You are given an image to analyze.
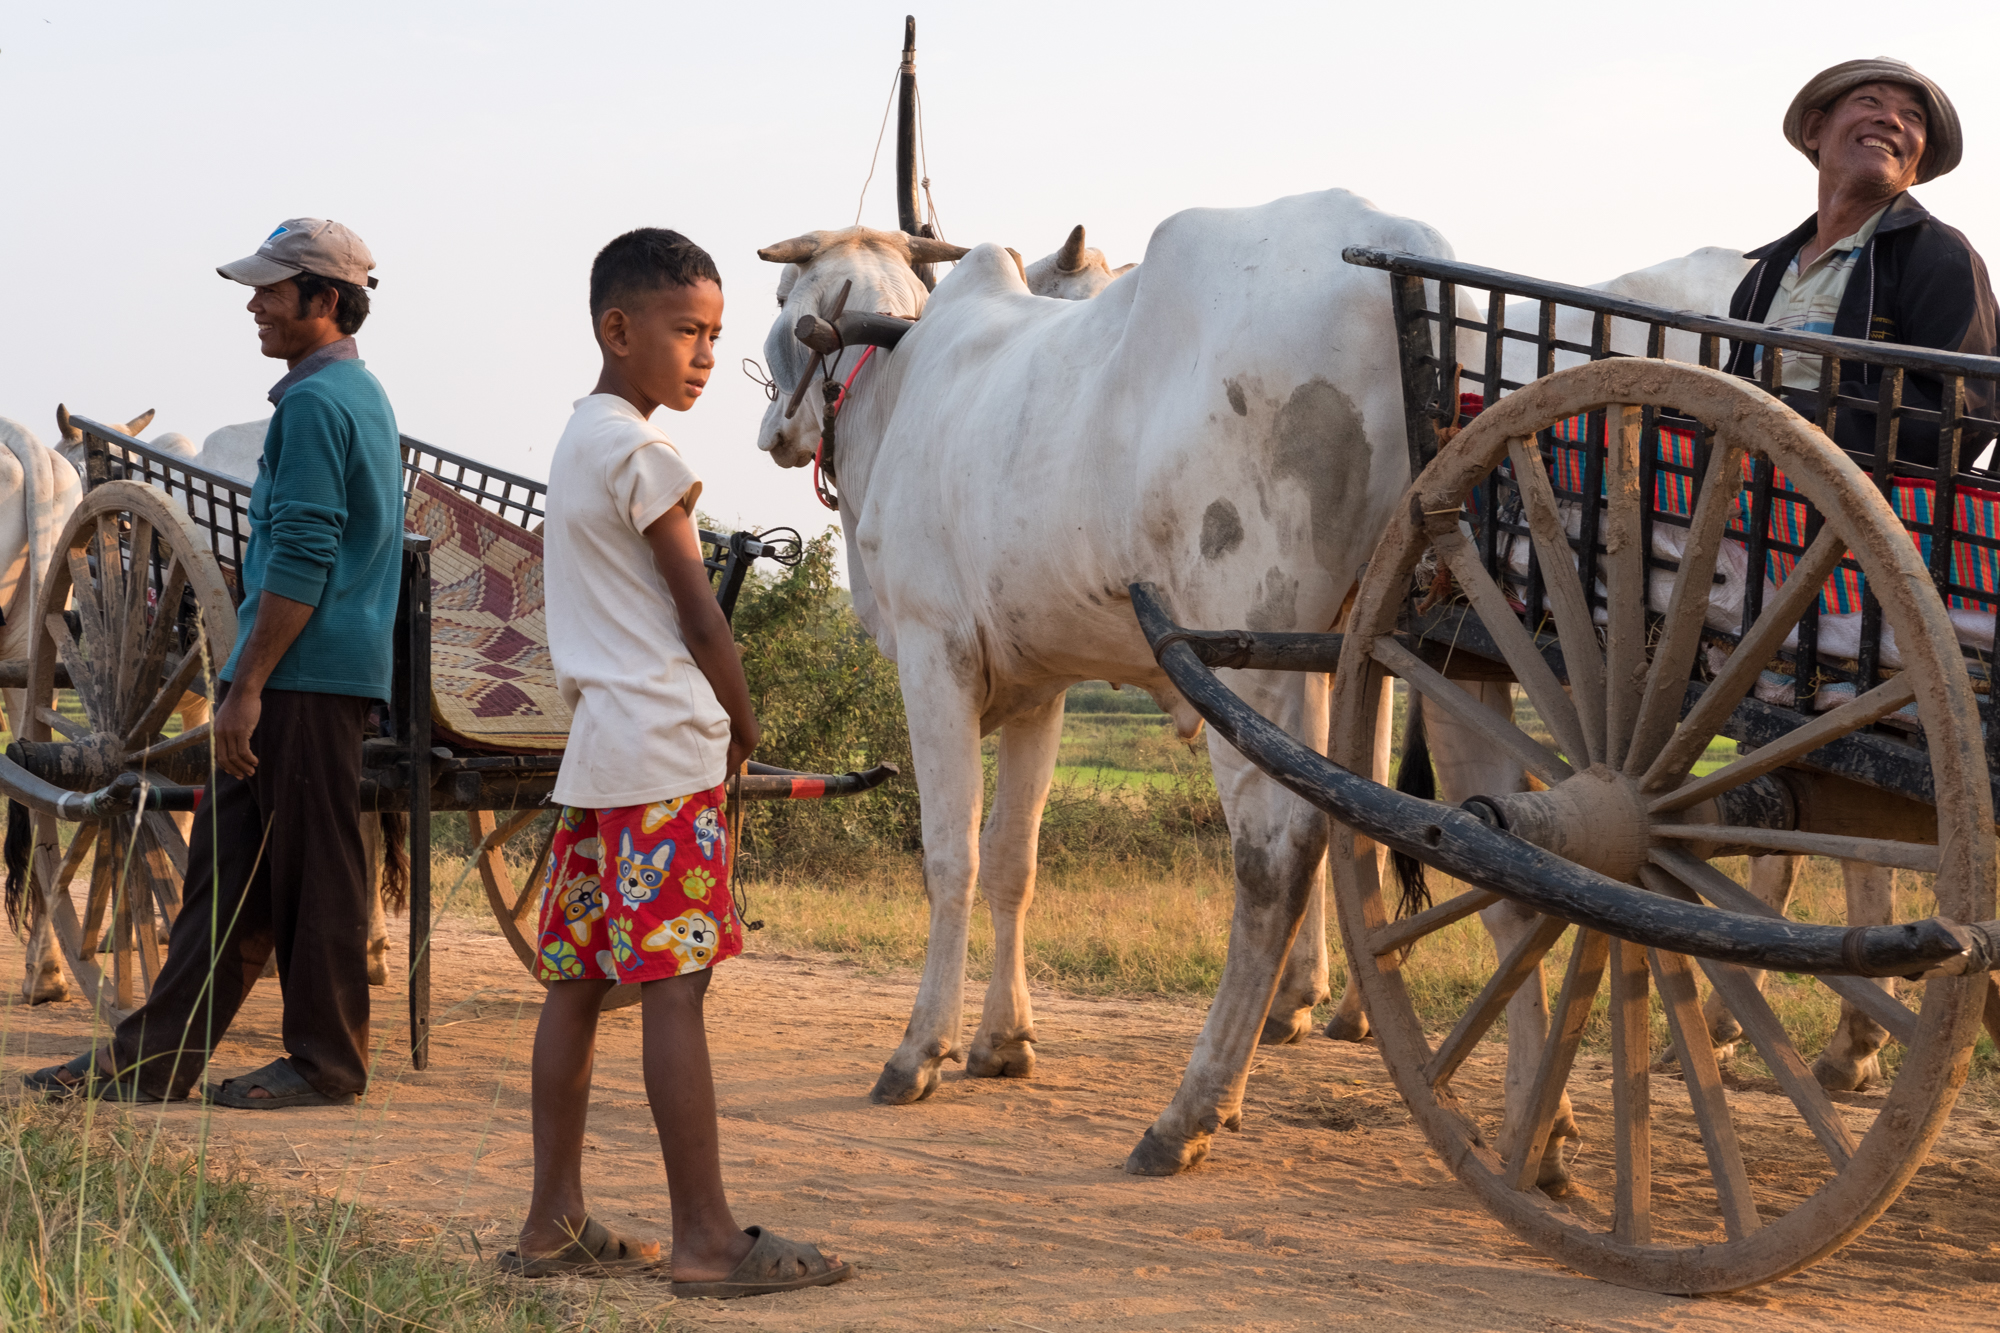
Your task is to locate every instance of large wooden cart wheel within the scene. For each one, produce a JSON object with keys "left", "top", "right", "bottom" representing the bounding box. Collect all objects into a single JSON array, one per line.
[
  {"left": 25, "top": 481, "right": 237, "bottom": 1022},
  {"left": 469, "top": 810, "right": 642, "bottom": 1011},
  {"left": 1331, "top": 359, "right": 1995, "bottom": 1292}
]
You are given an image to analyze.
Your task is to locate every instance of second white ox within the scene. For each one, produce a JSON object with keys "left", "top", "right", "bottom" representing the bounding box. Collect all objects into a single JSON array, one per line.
[{"left": 753, "top": 189, "right": 1437, "bottom": 1174}]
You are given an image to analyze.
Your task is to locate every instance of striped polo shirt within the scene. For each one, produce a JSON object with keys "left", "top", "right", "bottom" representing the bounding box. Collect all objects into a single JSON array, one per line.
[{"left": 1757, "top": 203, "right": 1890, "bottom": 391}]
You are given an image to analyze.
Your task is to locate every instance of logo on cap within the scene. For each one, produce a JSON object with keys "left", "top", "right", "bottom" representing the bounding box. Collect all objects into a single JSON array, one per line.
[{"left": 265, "top": 224, "right": 290, "bottom": 244}]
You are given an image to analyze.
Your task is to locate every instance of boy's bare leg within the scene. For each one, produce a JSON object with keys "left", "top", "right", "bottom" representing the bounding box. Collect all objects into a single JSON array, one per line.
[
  {"left": 520, "top": 978, "right": 663, "bottom": 1260},
  {"left": 641, "top": 970, "right": 759, "bottom": 1281}
]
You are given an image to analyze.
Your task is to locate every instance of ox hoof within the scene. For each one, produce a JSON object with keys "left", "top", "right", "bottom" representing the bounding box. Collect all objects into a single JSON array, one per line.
[
  {"left": 1259, "top": 1007, "right": 1314, "bottom": 1046},
  {"left": 967, "top": 1036, "right": 1036, "bottom": 1079},
  {"left": 366, "top": 953, "right": 389, "bottom": 988},
  {"left": 1322, "top": 1008, "right": 1370, "bottom": 1043},
  {"left": 21, "top": 978, "right": 69, "bottom": 1006},
  {"left": 1812, "top": 1050, "right": 1880, "bottom": 1093},
  {"left": 1706, "top": 1013, "right": 1744, "bottom": 1050},
  {"left": 1124, "top": 1126, "right": 1209, "bottom": 1176},
  {"left": 869, "top": 1058, "right": 942, "bottom": 1105}
]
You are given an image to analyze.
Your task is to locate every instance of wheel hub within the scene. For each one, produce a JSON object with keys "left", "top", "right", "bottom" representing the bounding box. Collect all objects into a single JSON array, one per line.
[{"left": 1469, "top": 765, "right": 1653, "bottom": 883}]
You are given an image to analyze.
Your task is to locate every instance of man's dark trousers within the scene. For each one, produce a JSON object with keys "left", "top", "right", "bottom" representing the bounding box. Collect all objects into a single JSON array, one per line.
[{"left": 115, "top": 687, "right": 373, "bottom": 1100}]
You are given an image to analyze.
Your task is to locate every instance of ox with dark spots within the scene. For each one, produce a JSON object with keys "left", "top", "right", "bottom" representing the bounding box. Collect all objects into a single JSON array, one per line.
[{"left": 752, "top": 189, "right": 1449, "bottom": 1175}]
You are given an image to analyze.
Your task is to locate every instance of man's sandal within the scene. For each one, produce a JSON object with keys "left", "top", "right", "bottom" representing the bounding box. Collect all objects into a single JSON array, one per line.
[
  {"left": 206, "top": 1058, "right": 357, "bottom": 1109},
  {"left": 22, "top": 1052, "right": 174, "bottom": 1103},
  {"left": 496, "top": 1217, "right": 660, "bottom": 1278},
  {"left": 667, "top": 1226, "right": 853, "bottom": 1299}
]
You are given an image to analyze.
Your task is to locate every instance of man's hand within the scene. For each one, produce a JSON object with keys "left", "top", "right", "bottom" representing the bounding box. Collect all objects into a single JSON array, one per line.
[
  {"left": 212, "top": 589, "right": 315, "bottom": 783},
  {"left": 213, "top": 688, "right": 263, "bottom": 780}
]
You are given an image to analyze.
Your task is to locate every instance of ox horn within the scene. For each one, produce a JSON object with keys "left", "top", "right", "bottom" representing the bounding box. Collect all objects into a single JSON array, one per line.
[
  {"left": 758, "top": 234, "right": 822, "bottom": 264},
  {"left": 907, "top": 236, "right": 971, "bottom": 264},
  {"left": 54, "top": 403, "right": 80, "bottom": 444},
  {"left": 1055, "top": 224, "right": 1088, "bottom": 274},
  {"left": 125, "top": 409, "right": 156, "bottom": 437}
]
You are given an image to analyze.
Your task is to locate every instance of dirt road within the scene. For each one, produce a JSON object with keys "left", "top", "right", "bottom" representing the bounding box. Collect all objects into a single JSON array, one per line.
[{"left": 5, "top": 913, "right": 1999, "bottom": 1331}]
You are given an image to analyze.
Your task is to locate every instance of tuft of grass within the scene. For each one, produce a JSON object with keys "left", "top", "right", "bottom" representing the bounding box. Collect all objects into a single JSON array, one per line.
[{"left": 0, "top": 1096, "right": 655, "bottom": 1332}]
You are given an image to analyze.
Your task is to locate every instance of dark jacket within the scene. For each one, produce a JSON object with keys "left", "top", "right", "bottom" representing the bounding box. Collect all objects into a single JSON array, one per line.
[{"left": 1724, "top": 192, "right": 1998, "bottom": 468}]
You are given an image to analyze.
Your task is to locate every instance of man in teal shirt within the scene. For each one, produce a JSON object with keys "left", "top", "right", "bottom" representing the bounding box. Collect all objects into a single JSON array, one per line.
[{"left": 28, "top": 218, "right": 405, "bottom": 1106}]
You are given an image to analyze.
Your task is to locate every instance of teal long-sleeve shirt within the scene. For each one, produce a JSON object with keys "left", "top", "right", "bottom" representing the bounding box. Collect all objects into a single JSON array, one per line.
[{"left": 221, "top": 358, "right": 403, "bottom": 698}]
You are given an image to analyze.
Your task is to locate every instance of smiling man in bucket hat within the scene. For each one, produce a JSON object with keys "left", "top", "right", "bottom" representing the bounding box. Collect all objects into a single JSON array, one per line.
[
  {"left": 25, "top": 218, "right": 406, "bottom": 1108},
  {"left": 1725, "top": 58, "right": 1997, "bottom": 467}
]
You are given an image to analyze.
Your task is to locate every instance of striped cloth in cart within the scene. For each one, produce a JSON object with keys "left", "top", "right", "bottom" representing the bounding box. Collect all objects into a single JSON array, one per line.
[{"left": 1532, "top": 409, "right": 2000, "bottom": 613}]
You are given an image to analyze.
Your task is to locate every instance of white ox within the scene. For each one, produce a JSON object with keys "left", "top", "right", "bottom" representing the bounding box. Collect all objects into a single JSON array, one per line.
[
  {"left": 1323, "top": 245, "right": 1908, "bottom": 1101},
  {"left": 753, "top": 190, "right": 1434, "bottom": 1174}
]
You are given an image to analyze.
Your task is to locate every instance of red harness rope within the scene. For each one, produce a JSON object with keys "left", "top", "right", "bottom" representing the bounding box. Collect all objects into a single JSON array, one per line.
[{"left": 813, "top": 344, "right": 876, "bottom": 511}]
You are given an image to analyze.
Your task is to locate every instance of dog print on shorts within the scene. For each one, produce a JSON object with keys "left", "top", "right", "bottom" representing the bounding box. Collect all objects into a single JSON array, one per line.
[{"left": 534, "top": 782, "right": 740, "bottom": 983}]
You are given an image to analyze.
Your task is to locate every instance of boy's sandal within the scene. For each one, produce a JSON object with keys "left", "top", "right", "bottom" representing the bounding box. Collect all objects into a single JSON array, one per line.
[
  {"left": 22, "top": 1052, "right": 174, "bottom": 1103},
  {"left": 667, "top": 1226, "right": 854, "bottom": 1300},
  {"left": 497, "top": 1217, "right": 660, "bottom": 1278},
  {"left": 206, "top": 1058, "right": 357, "bottom": 1109}
]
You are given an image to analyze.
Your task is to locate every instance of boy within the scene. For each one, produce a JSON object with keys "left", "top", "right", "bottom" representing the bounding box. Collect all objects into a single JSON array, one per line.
[{"left": 502, "top": 229, "right": 850, "bottom": 1298}]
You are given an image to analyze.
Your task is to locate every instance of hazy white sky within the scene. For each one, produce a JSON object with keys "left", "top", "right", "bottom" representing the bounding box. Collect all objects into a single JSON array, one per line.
[{"left": 4, "top": 1, "right": 1995, "bottom": 561}]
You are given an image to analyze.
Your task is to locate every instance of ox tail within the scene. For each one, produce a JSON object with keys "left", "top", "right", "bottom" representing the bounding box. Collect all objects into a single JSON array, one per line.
[
  {"left": 3, "top": 800, "right": 27, "bottom": 935},
  {"left": 379, "top": 812, "right": 410, "bottom": 914},
  {"left": 1392, "top": 692, "right": 1434, "bottom": 920}
]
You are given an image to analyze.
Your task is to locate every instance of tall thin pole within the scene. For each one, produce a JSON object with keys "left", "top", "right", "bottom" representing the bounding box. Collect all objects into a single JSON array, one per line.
[
  {"left": 896, "top": 15, "right": 934, "bottom": 289},
  {"left": 896, "top": 16, "right": 920, "bottom": 236}
]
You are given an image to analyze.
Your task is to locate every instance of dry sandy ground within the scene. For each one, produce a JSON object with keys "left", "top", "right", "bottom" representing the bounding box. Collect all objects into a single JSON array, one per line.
[{"left": 5, "top": 914, "right": 2000, "bottom": 1332}]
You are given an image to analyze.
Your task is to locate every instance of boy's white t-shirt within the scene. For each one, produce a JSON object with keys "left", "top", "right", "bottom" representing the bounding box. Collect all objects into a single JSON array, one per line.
[{"left": 545, "top": 393, "right": 730, "bottom": 808}]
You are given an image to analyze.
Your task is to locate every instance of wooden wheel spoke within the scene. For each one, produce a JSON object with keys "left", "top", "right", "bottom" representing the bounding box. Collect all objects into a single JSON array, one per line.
[
  {"left": 1608, "top": 936, "right": 1652, "bottom": 1244},
  {"left": 1506, "top": 435, "right": 1605, "bottom": 763},
  {"left": 1373, "top": 637, "right": 1572, "bottom": 788},
  {"left": 1650, "top": 824, "right": 1939, "bottom": 872},
  {"left": 78, "top": 827, "right": 112, "bottom": 962},
  {"left": 65, "top": 549, "right": 102, "bottom": 641},
  {"left": 36, "top": 705, "right": 87, "bottom": 740},
  {"left": 1648, "top": 946, "right": 1761, "bottom": 1240},
  {"left": 1641, "top": 525, "right": 1848, "bottom": 792},
  {"left": 1433, "top": 528, "right": 1592, "bottom": 767},
  {"left": 1649, "top": 846, "right": 1919, "bottom": 1044},
  {"left": 127, "top": 721, "right": 212, "bottom": 768},
  {"left": 122, "top": 649, "right": 208, "bottom": 751},
  {"left": 140, "top": 811, "right": 188, "bottom": 920},
  {"left": 46, "top": 612, "right": 102, "bottom": 723},
  {"left": 1636, "top": 866, "right": 1857, "bottom": 1167},
  {"left": 124, "top": 555, "right": 190, "bottom": 736},
  {"left": 1626, "top": 441, "right": 1747, "bottom": 775},
  {"left": 1502, "top": 929, "right": 1611, "bottom": 1190},
  {"left": 515, "top": 825, "right": 556, "bottom": 926},
  {"left": 1369, "top": 887, "right": 1502, "bottom": 957},
  {"left": 1650, "top": 674, "right": 1917, "bottom": 815},
  {"left": 1424, "top": 914, "right": 1570, "bottom": 1089},
  {"left": 1601, "top": 406, "right": 1647, "bottom": 768},
  {"left": 114, "top": 516, "right": 153, "bottom": 716}
]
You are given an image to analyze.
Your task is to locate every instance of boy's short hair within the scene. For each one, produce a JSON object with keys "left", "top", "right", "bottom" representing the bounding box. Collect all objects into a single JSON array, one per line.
[{"left": 590, "top": 228, "right": 722, "bottom": 319}]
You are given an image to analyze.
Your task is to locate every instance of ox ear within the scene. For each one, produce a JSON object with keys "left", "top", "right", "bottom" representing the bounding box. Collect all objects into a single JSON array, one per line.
[
  {"left": 758, "top": 233, "right": 822, "bottom": 264},
  {"left": 1003, "top": 248, "right": 1026, "bottom": 283},
  {"left": 1112, "top": 263, "right": 1137, "bottom": 278},
  {"left": 1056, "top": 224, "right": 1087, "bottom": 274},
  {"left": 907, "top": 236, "right": 970, "bottom": 265},
  {"left": 54, "top": 403, "right": 81, "bottom": 444},
  {"left": 124, "top": 409, "right": 156, "bottom": 437}
]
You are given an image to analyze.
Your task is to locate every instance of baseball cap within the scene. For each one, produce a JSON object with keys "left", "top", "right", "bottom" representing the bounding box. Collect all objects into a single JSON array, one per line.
[
  {"left": 218, "top": 218, "right": 379, "bottom": 289},
  {"left": 1783, "top": 58, "right": 1962, "bottom": 183}
]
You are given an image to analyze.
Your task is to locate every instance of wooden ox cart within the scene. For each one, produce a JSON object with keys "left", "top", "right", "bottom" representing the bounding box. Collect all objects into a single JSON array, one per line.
[
  {"left": 4, "top": 422, "right": 894, "bottom": 1068},
  {"left": 1131, "top": 250, "right": 2000, "bottom": 1291}
]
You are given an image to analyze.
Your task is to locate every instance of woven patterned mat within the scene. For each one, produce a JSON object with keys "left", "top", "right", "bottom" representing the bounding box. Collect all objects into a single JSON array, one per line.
[{"left": 406, "top": 473, "right": 569, "bottom": 751}]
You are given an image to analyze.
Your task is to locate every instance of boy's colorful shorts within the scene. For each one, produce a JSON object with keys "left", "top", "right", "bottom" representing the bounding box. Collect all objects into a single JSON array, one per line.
[{"left": 533, "top": 784, "right": 743, "bottom": 984}]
